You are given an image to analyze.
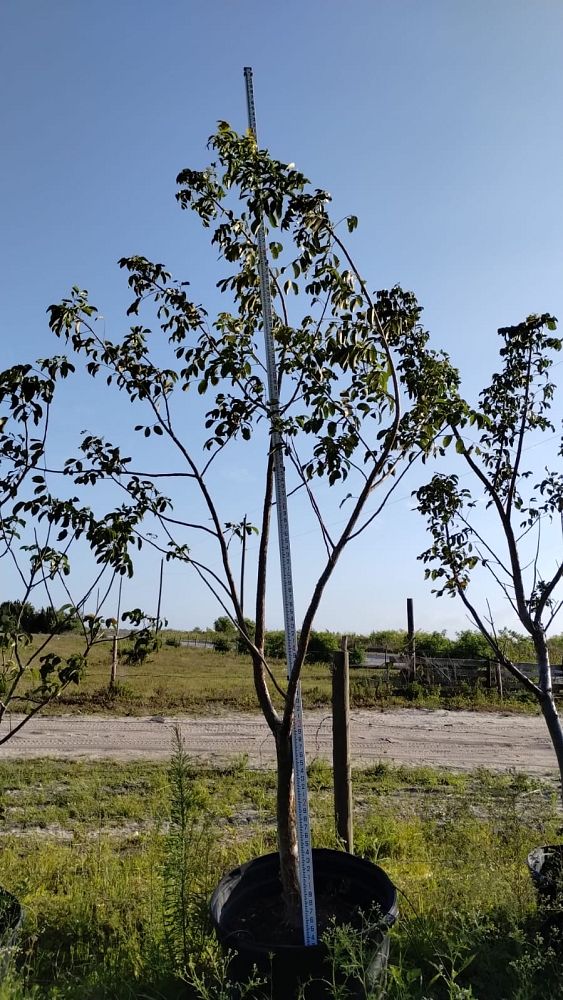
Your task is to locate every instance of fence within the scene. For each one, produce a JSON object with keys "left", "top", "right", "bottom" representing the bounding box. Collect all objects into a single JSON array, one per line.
[{"left": 364, "top": 651, "right": 563, "bottom": 694}]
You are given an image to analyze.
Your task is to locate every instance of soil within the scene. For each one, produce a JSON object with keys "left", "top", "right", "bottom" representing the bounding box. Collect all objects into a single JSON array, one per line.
[
  {"left": 0, "top": 708, "right": 558, "bottom": 781},
  {"left": 229, "top": 880, "right": 370, "bottom": 948}
]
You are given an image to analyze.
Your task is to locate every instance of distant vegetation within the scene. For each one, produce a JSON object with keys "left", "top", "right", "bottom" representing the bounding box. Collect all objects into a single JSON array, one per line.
[
  {"left": 4, "top": 600, "right": 560, "bottom": 664},
  {"left": 365, "top": 627, "right": 563, "bottom": 662},
  {"left": 201, "top": 622, "right": 563, "bottom": 664},
  {"left": 0, "top": 599, "right": 79, "bottom": 635}
]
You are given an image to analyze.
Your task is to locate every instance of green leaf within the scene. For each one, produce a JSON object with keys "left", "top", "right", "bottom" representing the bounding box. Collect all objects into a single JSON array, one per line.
[{"left": 455, "top": 438, "right": 465, "bottom": 454}]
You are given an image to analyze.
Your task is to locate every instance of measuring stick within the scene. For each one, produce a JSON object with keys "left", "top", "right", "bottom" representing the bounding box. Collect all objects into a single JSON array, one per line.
[{"left": 243, "top": 66, "right": 318, "bottom": 946}]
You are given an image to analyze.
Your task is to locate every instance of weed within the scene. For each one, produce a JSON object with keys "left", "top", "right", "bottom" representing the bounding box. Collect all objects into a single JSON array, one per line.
[
  {"left": 163, "top": 725, "right": 215, "bottom": 975},
  {"left": 187, "top": 942, "right": 268, "bottom": 999},
  {"left": 0, "top": 759, "right": 559, "bottom": 997},
  {"left": 321, "top": 906, "right": 393, "bottom": 999}
]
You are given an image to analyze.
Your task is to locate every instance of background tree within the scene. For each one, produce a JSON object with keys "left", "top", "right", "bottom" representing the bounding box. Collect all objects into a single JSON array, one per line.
[
  {"left": 213, "top": 616, "right": 237, "bottom": 635},
  {"left": 0, "top": 358, "right": 151, "bottom": 743},
  {"left": 0, "top": 600, "right": 79, "bottom": 634},
  {"left": 417, "top": 313, "right": 563, "bottom": 793},
  {"left": 49, "top": 123, "right": 459, "bottom": 918}
]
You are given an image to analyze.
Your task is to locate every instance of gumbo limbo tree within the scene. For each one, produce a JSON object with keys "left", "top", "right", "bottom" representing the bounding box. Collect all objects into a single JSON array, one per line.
[
  {"left": 49, "top": 123, "right": 459, "bottom": 915},
  {"left": 417, "top": 314, "right": 563, "bottom": 794},
  {"left": 0, "top": 358, "right": 156, "bottom": 742}
]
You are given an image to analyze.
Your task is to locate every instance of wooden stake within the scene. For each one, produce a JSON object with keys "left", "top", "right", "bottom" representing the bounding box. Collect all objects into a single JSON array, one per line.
[
  {"left": 156, "top": 558, "right": 164, "bottom": 638},
  {"left": 496, "top": 661, "right": 504, "bottom": 701},
  {"left": 110, "top": 577, "right": 123, "bottom": 689},
  {"left": 407, "top": 597, "right": 416, "bottom": 681},
  {"left": 240, "top": 514, "right": 247, "bottom": 618},
  {"left": 332, "top": 636, "right": 353, "bottom": 853}
]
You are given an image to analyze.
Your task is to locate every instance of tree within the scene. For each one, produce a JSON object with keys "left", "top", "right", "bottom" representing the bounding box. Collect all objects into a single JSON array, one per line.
[
  {"left": 0, "top": 358, "right": 150, "bottom": 743},
  {"left": 213, "top": 616, "right": 236, "bottom": 635},
  {"left": 417, "top": 313, "right": 563, "bottom": 794},
  {"left": 0, "top": 600, "right": 79, "bottom": 634},
  {"left": 48, "top": 123, "right": 459, "bottom": 920}
]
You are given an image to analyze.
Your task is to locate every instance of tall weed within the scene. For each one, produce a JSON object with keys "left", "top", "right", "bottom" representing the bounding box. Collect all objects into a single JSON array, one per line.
[{"left": 162, "top": 724, "right": 215, "bottom": 976}]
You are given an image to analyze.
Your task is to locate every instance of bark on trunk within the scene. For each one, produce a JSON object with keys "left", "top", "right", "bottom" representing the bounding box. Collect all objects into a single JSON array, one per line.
[
  {"left": 535, "top": 632, "right": 563, "bottom": 803},
  {"left": 275, "top": 730, "right": 301, "bottom": 926},
  {"left": 539, "top": 693, "right": 563, "bottom": 802}
]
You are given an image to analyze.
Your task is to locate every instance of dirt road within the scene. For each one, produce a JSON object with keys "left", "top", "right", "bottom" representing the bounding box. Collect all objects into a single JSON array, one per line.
[{"left": 0, "top": 708, "right": 557, "bottom": 779}]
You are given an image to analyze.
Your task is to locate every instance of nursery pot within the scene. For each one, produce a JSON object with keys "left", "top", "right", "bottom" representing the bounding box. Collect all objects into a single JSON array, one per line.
[
  {"left": 527, "top": 844, "right": 563, "bottom": 907},
  {"left": 210, "top": 848, "right": 398, "bottom": 1000}
]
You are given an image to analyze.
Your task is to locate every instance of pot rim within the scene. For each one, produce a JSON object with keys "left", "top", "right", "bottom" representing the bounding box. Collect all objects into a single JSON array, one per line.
[{"left": 210, "top": 847, "right": 398, "bottom": 957}]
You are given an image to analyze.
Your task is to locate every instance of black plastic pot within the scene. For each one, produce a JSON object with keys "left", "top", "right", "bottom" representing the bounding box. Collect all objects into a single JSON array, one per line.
[
  {"left": 210, "top": 848, "right": 398, "bottom": 999},
  {"left": 527, "top": 845, "right": 563, "bottom": 905}
]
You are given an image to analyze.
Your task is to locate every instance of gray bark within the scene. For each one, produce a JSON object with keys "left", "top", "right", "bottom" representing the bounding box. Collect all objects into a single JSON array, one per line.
[
  {"left": 535, "top": 630, "right": 563, "bottom": 801},
  {"left": 275, "top": 731, "right": 301, "bottom": 925}
]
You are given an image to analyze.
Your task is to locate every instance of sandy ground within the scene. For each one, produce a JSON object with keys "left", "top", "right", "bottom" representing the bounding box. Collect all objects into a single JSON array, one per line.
[{"left": 0, "top": 708, "right": 557, "bottom": 780}]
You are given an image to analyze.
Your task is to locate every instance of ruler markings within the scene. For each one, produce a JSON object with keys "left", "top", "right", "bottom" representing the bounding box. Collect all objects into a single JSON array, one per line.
[{"left": 243, "top": 66, "right": 318, "bottom": 946}]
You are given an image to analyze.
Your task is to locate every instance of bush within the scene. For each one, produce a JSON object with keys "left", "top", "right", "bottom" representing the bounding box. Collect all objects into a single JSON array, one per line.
[
  {"left": 264, "top": 631, "right": 285, "bottom": 660},
  {"left": 213, "top": 616, "right": 235, "bottom": 634},
  {"left": 305, "top": 631, "right": 340, "bottom": 664},
  {"left": 451, "top": 629, "right": 492, "bottom": 659},
  {"left": 415, "top": 630, "right": 453, "bottom": 657},
  {"left": 349, "top": 645, "right": 366, "bottom": 666}
]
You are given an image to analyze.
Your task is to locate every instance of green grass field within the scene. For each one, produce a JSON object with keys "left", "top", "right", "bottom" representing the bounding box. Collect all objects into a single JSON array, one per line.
[
  {"left": 20, "top": 632, "right": 542, "bottom": 717},
  {"left": 0, "top": 753, "right": 560, "bottom": 998}
]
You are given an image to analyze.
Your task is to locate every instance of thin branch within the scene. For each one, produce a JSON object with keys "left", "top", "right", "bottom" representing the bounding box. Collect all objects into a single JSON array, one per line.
[
  {"left": 532, "top": 518, "right": 542, "bottom": 599},
  {"left": 546, "top": 598, "right": 563, "bottom": 632},
  {"left": 441, "top": 523, "right": 541, "bottom": 697},
  {"left": 535, "top": 561, "right": 563, "bottom": 625},
  {"left": 158, "top": 514, "right": 218, "bottom": 539},
  {"left": 452, "top": 428, "right": 534, "bottom": 633},
  {"left": 506, "top": 341, "right": 533, "bottom": 516},
  {"left": 456, "top": 513, "right": 513, "bottom": 580},
  {"left": 287, "top": 446, "right": 334, "bottom": 556},
  {"left": 474, "top": 549, "right": 519, "bottom": 617},
  {"left": 188, "top": 557, "right": 286, "bottom": 704},
  {"left": 347, "top": 454, "right": 418, "bottom": 542}
]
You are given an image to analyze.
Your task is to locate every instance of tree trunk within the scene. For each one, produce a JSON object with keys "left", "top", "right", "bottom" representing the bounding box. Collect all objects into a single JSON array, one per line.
[
  {"left": 535, "top": 631, "right": 563, "bottom": 802},
  {"left": 539, "top": 693, "right": 563, "bottom": 799},
  {"left": 275, "top": 730, "right": 301, "bottom": 925}
]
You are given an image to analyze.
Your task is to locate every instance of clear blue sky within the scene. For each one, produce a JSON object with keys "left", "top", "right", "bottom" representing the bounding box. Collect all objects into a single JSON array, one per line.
[{"left": 1, "top": 1, "right": 562, "bottom": 634}]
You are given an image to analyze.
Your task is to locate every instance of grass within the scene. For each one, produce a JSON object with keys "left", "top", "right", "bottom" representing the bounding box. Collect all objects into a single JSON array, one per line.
[
  {"left": 17, "top": 632, "right": 546, "bottom": 717},
  {"left": 0, "top": 756, "right": 560, "bottom": 997}
]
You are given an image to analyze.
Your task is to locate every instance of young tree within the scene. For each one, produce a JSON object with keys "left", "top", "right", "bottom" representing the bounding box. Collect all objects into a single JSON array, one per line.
[
  {"left": 0, "top": 358, "right": 151, "bottom": 742},
  {"left": 417, "top": 314, "right": 563, "bottom": 793},
  {"left": 48, "top": 123, "right": 459, "bottom": 918}
]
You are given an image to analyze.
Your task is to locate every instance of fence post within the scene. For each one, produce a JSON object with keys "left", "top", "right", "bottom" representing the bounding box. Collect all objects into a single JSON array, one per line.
[
  {"left": 495, "top": 662, "right": 504, "bottom": 701},
  {"left": 407, "top": 598, "right": 416, "bottom": 681},
  {"left": 332, "top": 636, "right": 353, "bottom": 853},
  {"left": 110, "top": 577, "right": 123, "bottom": 690}
]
